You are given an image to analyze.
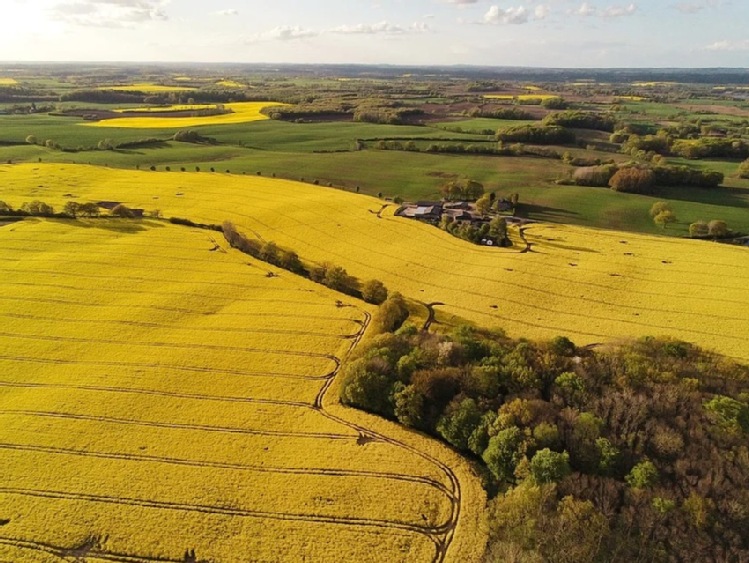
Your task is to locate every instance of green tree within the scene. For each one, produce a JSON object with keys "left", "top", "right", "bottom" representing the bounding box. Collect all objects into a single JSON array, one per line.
[
  {"left": 529, "top": 449, "right": 571, "bottom": 484},
  {"left": 372, "top": 292, "right": 409, "bottom": 334},
  {"left": 393, "top": 385, "right": 427, "bottom": 429},
  {"left": 626, "top": 459, "right": 659, "bottom": 489},
  {"left": 489, "top": 216, "right": 508, "bottom": 242},
  {"left": 323, "top": 265, "right": 354, "bottom": 293},
  {"left": 339, "top": 358, "right": 396, "bottom": 417},
  {"left": 63, "top": 201, "right": 81, "bottom": 217},
  {"left": 475, "top": 193, "right": 492, "bottom": 216},
  {"left": 649, "top": 201, "right": 671, "bottom": 218},
  {"left": 259, "top": 241, "right": 279, "bottom": 264},
  {"left": 361, "top": 279, "right": 388, "bottom": 305},
  {"left": 654, "top": 209, "right": 677, "bottom": 229},
  {"left": 704, "top": 395, "right": 749, "bottom": 433},
  {"left": 21, "top": 201, "right": 54, "bottom": 215},
  {"left": 595, "top": 437, "right": 620, "bottom": 476},
  {"left": 482, "top": 426, "right": 525, "bottom": 483},
  {"left": 436, "top": 397, "right": 483, "bottom": 451}
]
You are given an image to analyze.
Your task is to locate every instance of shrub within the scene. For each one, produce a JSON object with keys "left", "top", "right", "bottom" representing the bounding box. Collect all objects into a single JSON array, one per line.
[
  {"left": 497, "top": 125, "right": 575, "bottom": 145},
  {"left": 21, "top": 201, "right": 54, "bottom": 215},
  {"left": 373, "top": 292, "right": 409, "bottom": 333},
  {"left": 689, "top": 221, "right": 709, "bottom": 237},
  {"left": 608, "top": 167, "right": 656, "bottom": 193},
  {"left": 739, "top": 158, "right": 749, "bottom": 179},
  {"left": 573, "top": 164, "right": 617, "bottom": 187},
  {"left": 543, "top": 110, "right": 618, "bottom": 132},
  {"left": 361, "top": 279, "right": 388, "bottom": 305},
  {"left": 708, "top": 220, "right": 728, "bottom": 237}
]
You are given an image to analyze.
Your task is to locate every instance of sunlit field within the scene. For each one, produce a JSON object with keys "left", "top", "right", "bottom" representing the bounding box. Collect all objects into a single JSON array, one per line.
[
  {"left": 0, "top": 218, "right": 486, "bottom": 562},
  {"left": 83, "top": 102, "right": 285, "bottom": 128},
  {"left": 3, "top": 163, "right": 747, "bottom": 365},
  {"left": 483, "top": 94, "right": 559, "bottom": 101},
  {"left": 113, "top": 104, "right": 218, "bottom": 113},
  {"left": 0, "top": 78, "right": 18, "bottom": 85},
  {"left": 98, "top": 83, "right": 197, "bottom": 93}
]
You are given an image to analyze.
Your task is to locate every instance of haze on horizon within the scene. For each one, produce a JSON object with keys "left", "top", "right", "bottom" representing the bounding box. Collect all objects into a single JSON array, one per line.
[{"left": 2, "top": 0, "right": 748, "bottom": 68}]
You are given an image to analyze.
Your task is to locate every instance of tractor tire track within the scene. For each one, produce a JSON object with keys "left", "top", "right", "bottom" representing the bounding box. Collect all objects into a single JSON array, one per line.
[
  {"left": 0, "top": 312, "right": 360, "bottom": 340},
  {"left": 312, "top": 309, "right": 464, "bottom": 563},
  {"left": 0, "top": 487, "right": 451, "bottom": 541},
  {"left": 0, "top": 443, "right": 451, "bottom": 496},
  {"left": 0, "top": 355, "right": 339, "bottom": 381},
  {"left": 0, "top": 410, "right": 355, "bottom": 441},
  {"left": 0, "top": 295, "right": 365, "bottom": 323}
]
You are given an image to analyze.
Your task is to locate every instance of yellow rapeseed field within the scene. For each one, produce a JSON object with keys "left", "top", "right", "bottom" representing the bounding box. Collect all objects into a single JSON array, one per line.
[
  {"left": 0, "top": 78, "right": 18, "bottom": 86},
  {"left": 83, "top": 101, "right": 285, "bottom": 128},
  {"left": 113, "top": 104, "right": 218, "bottom": 113},
  {"left": 98, "top": 82, "right": 197, "bottom": 93},
  {"left": 216, "top": 80, "right": 246, "bottom": 88},
  {"left": 0, "top": 218, "right": 486, "bottom": 562},
  {"left": 2, "top": 164, "right": 747, "bottom": 365},
  {"left": 484, "top": 94, "right": 559, "bottom": 101}
]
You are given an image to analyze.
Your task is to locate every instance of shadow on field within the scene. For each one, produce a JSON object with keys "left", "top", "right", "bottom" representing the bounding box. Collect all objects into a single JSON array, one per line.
[
  {"left": 49, "top": 218, "right": 164, "bottom": 233},
  {"left": 520, "top": 203, "right": 581, "bottom": 222},
  {"left": 659, "top": 185, "right": 749, "bottom": 209}
]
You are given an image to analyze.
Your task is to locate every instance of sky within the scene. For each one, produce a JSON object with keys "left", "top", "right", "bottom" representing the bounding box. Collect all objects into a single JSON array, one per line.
[{"left": 1, "top": 0, "right": 748, "bottom": 67}]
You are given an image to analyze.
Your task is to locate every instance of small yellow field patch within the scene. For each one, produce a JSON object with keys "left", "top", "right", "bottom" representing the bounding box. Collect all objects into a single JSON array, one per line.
[
  {"left": 98, "top": 82, "right": 197, "bottom": 93},
  {"left": 0, "top": 78, "right": 18, "bottom": 85},
  {"left": 483, "top": 93, "right": 559, "bottom": 101},
  {"left": 113, "top": 103, "right": 219, "bottom": 114},
  {"left": 216, "top": 80, "right": 245, "bottom": 88},
  {"left": 82, "top": 101, "right": 285, "bottom": 128}
]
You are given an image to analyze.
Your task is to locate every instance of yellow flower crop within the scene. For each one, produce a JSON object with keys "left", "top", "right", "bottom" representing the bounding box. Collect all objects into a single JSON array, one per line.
[
  {"left": 3, "top": 163, "right": 746, "bottom": 365},
  {"left": 83, "top": 101, "right": 285, "bottom": 128},
  {"left": 98, "top": 82, "right": 197, "bottom": 92},
  {"left": 0, "top": 218, "right": 487, "bottom": 562}
]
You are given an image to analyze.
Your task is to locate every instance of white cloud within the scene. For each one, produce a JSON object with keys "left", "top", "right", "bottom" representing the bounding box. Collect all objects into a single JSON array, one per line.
[
  {"left": 672, "top": 0, "right": 725, "bottom": 14},
  {"left": 214, "top": 9, "right": 238, "bottom": 16},
  {"left": 332, "top": 21, "right": 407, "bottom": 34},
  {"left": 705, "top": 39, "right": 749, "bottom": 51},
  {"left": 576, "top": 2, "right": 597, "bottom": 16},
  {"left": 534, "top": 5, "right": 551, "bottom": 19},
  {"left": 331, "top": 20, "right": 430, "bottom": 35},
  {"left": 263, "top": 25, "right": 318, "bottom": 41},
  {"left": 483, "top": 5, "right": 529, "bottom": 24},
  {"left": 573, "top": 2, "right": 638, "bottom": 18},
  {"left": 50, "top": 0, "right": 169, "bottom": 27},
  {"left": 602, "top": 3, "right": 637, "bottom": 17}
]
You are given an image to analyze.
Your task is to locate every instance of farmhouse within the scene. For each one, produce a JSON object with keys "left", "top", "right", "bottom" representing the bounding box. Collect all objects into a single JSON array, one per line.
[{"left": 396, "top": 201, "right": 443, "bottom": 223}]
